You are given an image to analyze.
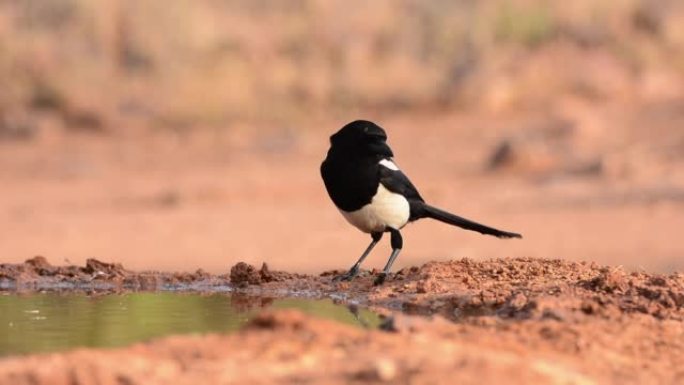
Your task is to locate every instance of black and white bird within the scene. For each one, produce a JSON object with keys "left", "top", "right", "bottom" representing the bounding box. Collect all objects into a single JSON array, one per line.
[{"left": 320, "top": 120, "right": 522, "bottom": 285}]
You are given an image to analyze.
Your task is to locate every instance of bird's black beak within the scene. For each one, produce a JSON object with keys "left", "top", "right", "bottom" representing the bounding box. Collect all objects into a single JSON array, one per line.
[{"left": 367, "top": 139, "right": 394, "bottom": 157}]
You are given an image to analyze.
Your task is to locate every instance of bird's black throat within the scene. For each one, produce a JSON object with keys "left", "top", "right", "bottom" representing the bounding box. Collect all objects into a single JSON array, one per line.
[{"left": 320, "top": 151, "right": 383, "bottom": 212}]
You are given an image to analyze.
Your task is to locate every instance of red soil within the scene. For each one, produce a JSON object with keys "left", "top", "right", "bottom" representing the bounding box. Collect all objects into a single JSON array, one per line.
[{"left": 1, "top": 257, "right": 683, "bottom": 384}]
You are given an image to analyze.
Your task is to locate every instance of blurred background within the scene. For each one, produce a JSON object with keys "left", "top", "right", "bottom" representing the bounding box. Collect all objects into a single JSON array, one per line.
[{"left": 1, "top": 0, "right": 683, "bottom": 273}]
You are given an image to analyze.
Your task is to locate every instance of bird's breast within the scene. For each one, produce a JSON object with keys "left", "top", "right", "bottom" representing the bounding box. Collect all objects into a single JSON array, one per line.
[{"left": 340, "top": 184, "right": 410, "bottom": 233}]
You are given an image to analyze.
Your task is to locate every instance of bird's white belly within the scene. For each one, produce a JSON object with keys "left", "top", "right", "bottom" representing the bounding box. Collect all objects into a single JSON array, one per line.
[{"left": 340, "top": 184, "right": 410, "bottom": 233}]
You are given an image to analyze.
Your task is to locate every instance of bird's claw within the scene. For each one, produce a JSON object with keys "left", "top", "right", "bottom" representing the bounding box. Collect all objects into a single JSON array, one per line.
[{"left": 333, "top": 267, "right": 359, "bottom": 282}]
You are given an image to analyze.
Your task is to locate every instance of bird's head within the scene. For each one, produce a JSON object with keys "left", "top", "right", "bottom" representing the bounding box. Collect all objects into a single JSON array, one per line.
[{"left": 329, "top": 120, "right": 393, "bottom": 157}]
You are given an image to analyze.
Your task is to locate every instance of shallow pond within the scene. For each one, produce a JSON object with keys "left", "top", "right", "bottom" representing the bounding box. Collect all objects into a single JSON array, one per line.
[{"left": 0, "top": 293, "right": 381, "bottom": 356}]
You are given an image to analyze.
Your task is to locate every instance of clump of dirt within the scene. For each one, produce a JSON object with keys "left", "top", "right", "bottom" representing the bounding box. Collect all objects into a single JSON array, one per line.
[
  {"left": 580, "top": 267, "right": 684, "bottom": 319},
  {"left": 229, "top": 262, "right": 262, "bottom": 287},
  {"left": 0, "top": 257, "right": 225, "bottom": 290},
  {"left": 0, "top": 256, "right": 119, "bottom": 284},
  {"left": 317, "top": 257, "right": 684, "bottom": 323},
  {"left": 23, "top": 256, "right": 54, "bottom": 274},
  {"left": 82, "top": 259, "right": 128, "bottom": 278},
  {"left": 0, "top": 257, "right": 304, "bottom": 292},
  {"left": 229, "top": 262, "right": 293, "bottom": 288}
]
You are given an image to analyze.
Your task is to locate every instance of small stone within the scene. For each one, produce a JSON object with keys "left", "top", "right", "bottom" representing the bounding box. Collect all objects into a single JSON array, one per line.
[
  {"left": 372, "top": 358, "right": 397, "bottom": 382},
  {"left": 508, "top": 292, "right": 528, "bottom": 310}
]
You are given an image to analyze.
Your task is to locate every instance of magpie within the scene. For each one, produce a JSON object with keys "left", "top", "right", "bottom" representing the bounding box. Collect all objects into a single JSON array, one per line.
[{"left": 320, "top": 120, "right": 522, "bottom": 285}]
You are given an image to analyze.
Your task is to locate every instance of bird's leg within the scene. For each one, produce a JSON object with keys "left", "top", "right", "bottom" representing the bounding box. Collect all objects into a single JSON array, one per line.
[
  {"left": 334, "top": 232, "right": 383, "bottom": 281},
  {"left": 374, "top": 229, "right": 403, "bottom": 285}
]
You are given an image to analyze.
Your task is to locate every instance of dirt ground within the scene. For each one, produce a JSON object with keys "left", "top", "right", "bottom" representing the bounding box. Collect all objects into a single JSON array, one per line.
[
  {"left": 1, "top": 103, "right": 684, "bottom": 275},
  {"left": 1, "top": 257, "right": 683, "bottom": 384},
  {"left": 2, "top": 96, "right": 683, "bottom": 385},
  {"left": 2, "top": 2, "right": 683, "bottom": 383}
]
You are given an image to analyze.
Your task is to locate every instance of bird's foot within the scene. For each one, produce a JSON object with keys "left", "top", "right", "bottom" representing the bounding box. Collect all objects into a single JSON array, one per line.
[
  {"left": 373, "top": 272, "right": 388, "bottom": 286},
  {"left": 333, "top": 266, "right": 360, "bottom": 282}
]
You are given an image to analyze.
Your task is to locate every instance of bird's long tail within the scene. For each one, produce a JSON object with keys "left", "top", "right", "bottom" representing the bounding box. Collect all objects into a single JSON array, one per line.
[{"left": 412, "top": 202, "right": 522, "bottom": 239}]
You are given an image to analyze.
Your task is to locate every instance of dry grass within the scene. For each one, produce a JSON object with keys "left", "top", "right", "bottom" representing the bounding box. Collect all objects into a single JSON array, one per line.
[{"left": 0, "top": 0, "right": 683, "bottom": 131}]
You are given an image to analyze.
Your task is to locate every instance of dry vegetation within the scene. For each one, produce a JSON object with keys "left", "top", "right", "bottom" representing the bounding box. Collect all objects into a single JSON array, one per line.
[{"left": 1, "top": 0, "right": 683, "bottom": 134}]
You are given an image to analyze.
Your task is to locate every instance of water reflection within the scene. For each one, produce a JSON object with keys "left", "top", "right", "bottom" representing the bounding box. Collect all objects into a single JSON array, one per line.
[{"left": 0, "top": 293, "right": 380, "bottom": 356}]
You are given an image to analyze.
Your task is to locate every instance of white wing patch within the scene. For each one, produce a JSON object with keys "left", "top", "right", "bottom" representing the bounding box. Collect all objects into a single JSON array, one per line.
[
  {"left": 340, "top": 184, "right": 410, "bottom": 233},
  {"left": 379, "top": 159, "right": 400, "bottom": 171}
]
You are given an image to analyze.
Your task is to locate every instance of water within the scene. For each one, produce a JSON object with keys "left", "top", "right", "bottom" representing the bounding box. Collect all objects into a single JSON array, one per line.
[{"left": 0, "top": 293, "right": 381, "bottom": 356}]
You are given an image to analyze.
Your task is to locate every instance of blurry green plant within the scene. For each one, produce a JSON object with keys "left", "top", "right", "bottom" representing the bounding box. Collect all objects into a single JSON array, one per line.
[{"left": 494, "top": 1, "right": 554, "bottom": 47}]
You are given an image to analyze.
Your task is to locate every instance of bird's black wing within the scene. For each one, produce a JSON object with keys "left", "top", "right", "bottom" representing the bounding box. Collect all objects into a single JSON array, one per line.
[
  {"left": 377, "top": 159, "right": 521, "bottom": 237},
  {"left": 378, "top": 162, "right": 425, "bottom": 203}
]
